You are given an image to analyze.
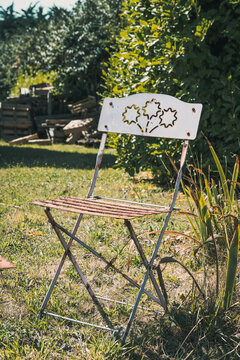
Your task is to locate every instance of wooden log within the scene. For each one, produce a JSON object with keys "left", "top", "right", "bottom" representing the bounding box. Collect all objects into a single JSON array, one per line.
[
  {"left": 28, "top": 139, "right": 52, "bottom": 145},
  {"left": 9, "top": 133, "right": 38, "bottom": 146},
  {"left": 63, "top": 118, "right": 94, "bottom": 135},
  {"left": 68, "top": 96, "right": 97, "bottom": 114},
  {"left": 35, "top": 114, "right": 76, "bottom": 122},
  {"left": 45, "top": 119, "right": 71, "bottom": 126},
  {"left": 65, "top": 133, "right": 82, "bottom": 144}
]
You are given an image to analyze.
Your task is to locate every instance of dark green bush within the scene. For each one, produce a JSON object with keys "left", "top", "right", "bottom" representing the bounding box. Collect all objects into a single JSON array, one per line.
[{"left": 102, "top": 0, "right": 240, "bottom": 178}]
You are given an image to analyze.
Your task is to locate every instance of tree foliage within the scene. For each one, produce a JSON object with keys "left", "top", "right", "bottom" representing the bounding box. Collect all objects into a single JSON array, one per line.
[
  {"left": 103, "top": 0, "right": 240, "bottom": 178},
  {"left": 0, "top": 0, "right": 121, "bottom": 100},
  {"left": 0, "top": 3, "right": 66, "bottom": 99},
  {"left": 49, "top": 0, "right": 122, "bottom": 98}
]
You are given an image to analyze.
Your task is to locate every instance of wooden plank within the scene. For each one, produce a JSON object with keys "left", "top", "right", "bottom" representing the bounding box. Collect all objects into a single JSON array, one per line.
[
  {"left": 2, "top": 110, "right": 31, "bottom": 117},
  {"left": 63, "top": 118, "right": 94, "bottom": 135},
  {"left": 0, "top": 120, "right": 32, "bottom": 129},
  {"left": 28, "top": 139, "right": 52, "bottom": 145},
  {"left": 2, "top": 129, "right": 31, "bottom": 135},
  {"left": 41, "top": 123, "right": 67, "bottom": 128},
  {"left": 34, "top": 114, "right": 77, "bottom": 122},
  {"left": 2, "top": 103, "right": 31, "bottom": 111},
  {"left": 68, "top": 96, "right": 97, "bottom": 114},
  {"left": 66, "top": 133, "right": 81, "bottom": 144},
  {"left": 9, "top": 133, "right": 38, "bottom": 145},
  {"left": 45, "top": 119, "right": 71, "bottom": 126}
]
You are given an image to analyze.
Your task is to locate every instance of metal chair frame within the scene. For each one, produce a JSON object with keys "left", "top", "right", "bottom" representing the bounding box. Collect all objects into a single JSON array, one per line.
[{"left": 31, "top": 93, "right": 202, "bottom": 342}]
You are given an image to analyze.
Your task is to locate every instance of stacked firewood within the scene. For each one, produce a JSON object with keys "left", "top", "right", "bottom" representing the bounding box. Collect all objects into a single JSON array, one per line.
[
  {"left": 68, "top": 95, "right": 97, "bottom": 116},
  {"left": 65, "top": 96, "right": 100, "bottom": 144},
  {"left": 37, "top": 114, "right": 76, "bottom": 143},
  {"left": 1, "top": 94, "right": 100, "bottom": 145},
  {"left": 36, "top": 96, "right": 100, "bottom": 144}
]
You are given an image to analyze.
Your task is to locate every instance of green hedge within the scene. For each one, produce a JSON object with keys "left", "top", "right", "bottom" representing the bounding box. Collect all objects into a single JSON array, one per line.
[{"left": 102, "top": 0, "right": 240, "bottom": 179}]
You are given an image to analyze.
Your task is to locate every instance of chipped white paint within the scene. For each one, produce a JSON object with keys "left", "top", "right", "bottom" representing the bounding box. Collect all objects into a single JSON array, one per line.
[{"left": 98, "top": 93, "right": 202, "bottom": 140}]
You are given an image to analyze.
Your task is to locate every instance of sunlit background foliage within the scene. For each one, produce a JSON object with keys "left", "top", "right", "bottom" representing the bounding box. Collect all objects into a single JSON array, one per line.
[{"left": 0, "top": 0, "right": 239, "bottom": 172}]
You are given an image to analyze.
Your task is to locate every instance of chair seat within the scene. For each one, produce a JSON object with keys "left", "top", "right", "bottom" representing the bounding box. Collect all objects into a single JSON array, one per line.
[{"left": 31, "top": 197, "right": 169, "bottom": 220}]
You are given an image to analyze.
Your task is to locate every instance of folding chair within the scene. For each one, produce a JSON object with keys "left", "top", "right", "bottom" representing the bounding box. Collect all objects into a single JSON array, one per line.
[{"left": 31, "top": 93, "right": 202, "bottom": 342}]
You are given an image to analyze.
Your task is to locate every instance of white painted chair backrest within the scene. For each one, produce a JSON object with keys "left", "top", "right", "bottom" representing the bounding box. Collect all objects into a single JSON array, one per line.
[{"left": 98, "top": 94, "right": 202, "bottom": 140}]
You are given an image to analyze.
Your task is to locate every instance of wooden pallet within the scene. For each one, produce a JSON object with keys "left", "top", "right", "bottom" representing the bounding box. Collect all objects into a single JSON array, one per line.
[{"left": 0, "top": 102, "right": 34, "bottom": 139}]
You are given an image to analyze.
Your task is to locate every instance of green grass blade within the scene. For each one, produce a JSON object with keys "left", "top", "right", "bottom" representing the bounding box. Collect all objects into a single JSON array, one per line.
[
  {"left": 209, "top": 144, "right": 230, "bottom": 203},
  {"left": 229, "top": 155, "right": 239, "bottom": 206},
  {"left": 204, "top": 177, "right": 213, "bottom": 208},
  {"left": 181, "top": 184, "right": 201, "bottom": 241},
  {"left": 211, "top": 178, "right": 218, "bottom": 204},
  {"left": 223, "top": 223, "right": 239, "bottom": 310}
]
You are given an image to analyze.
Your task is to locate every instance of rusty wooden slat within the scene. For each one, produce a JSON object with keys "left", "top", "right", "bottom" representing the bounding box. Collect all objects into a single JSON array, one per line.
[
  {"left": 70, "top": 197, "right": 168, "bottom": 213},
  {"left": 32, "top": 200, "right": 136, "bottom": 219},
  {"left": 31, "top": 200, "right": 147, "bottom": 219},
  {"left": 59, "top": 198, "right": 166, "bottom": 215},
  {"left": 31, "top": 197, "right": 167, "bottom": 219},
  {"left": 48, "top": 198, "right": 151, "bottom": 216}
]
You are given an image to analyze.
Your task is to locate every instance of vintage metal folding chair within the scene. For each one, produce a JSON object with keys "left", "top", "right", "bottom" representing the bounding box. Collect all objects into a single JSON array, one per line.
[{"left": 31, "top": 93, "right": 202, "bottom": 342}]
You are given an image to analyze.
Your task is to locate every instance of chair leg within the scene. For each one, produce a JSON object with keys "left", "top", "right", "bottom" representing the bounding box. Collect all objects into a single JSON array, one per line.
[
  {"left": 39, "top": 213, "right": 84, "bottom": 315},
  {"left": 122, "top": 148, "right": 187, "bottom": 343},
  {"left": 122, "top": 270, "right": 150, "bottom": 343},
  {"left": 39, "top": 249, "right": 69, "bottom": 315},
  {"left": 124, "top": 219, "right": 166, "bottom": 309},
  {"left": 44, "top": 208, "right": 115, "bottom": 331},
  {"left": 122, "top": 219, "right": 168, "bottom": 344}
]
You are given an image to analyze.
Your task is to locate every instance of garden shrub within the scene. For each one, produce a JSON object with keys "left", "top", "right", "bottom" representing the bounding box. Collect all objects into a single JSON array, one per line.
[
  {"left": 102, "top": 0, "right": 240, "bottom": 179},
  {"left": 10, "top": 69, "right": 57, "bottom": 97}
]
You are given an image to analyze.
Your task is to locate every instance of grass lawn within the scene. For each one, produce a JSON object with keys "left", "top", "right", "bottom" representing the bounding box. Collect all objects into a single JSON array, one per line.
[{"left": 0, "top": 140, "right": 239, "bottom": 359}]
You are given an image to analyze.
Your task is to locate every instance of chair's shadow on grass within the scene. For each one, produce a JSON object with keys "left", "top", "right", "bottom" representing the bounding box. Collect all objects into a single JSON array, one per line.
[{"left": 0, "top": 145, "right": 116, "bottom": 169}]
